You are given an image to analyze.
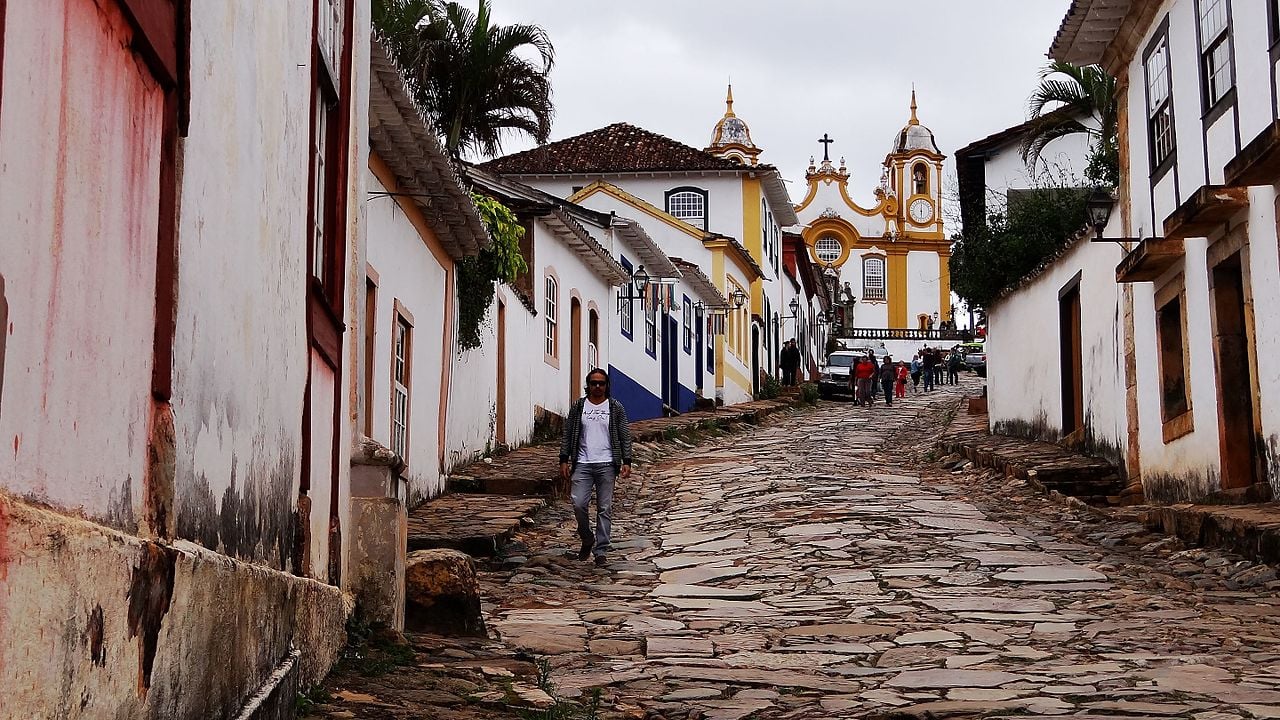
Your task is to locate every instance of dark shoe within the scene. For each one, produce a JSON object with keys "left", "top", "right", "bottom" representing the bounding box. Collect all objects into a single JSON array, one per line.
[
  {"left": 578, "top": 539, "right": 592, "bottom": 561},
  {"left": 594, "top": 555, "right": 608, "bottom": 567}
]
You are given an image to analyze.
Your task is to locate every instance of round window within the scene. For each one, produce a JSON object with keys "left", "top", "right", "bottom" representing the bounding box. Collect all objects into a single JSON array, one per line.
[{"left": 815, "top": 236, "right": 842, "bottom": 263}]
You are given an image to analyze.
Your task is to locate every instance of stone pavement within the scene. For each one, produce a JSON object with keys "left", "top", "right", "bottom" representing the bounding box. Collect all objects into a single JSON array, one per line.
[{"left": 308, "top": 377, "right": 1280, "bottom": 720}]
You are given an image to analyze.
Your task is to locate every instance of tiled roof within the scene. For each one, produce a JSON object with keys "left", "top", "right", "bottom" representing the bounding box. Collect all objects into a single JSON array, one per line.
[{"left": 479, "top": 123, "right": 753, "bottom": 175}]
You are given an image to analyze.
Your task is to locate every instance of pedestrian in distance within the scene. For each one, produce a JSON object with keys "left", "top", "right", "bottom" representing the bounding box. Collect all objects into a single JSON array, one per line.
[
  {"left": 559, "top": 368, "right": 633, "bottom": 566},
  {"left": 922, "top": 347, "right": 936, "bottom": 392},
  {"left": 910, "top": 353, "right": 921, "bottom": 394},
  {"left": 895, "top": 361, "right": 908, "bottom": 399},
  {"left": 947, "top": 347, "right": 961, "bottom": 385},
  {"left": 932, "top": 348, "right": 944, "bottom": 387},
  {"left": 853, "top": 353, "right": 876, "bottom": 406},
  {"left": 879, "top": 355, "right": 896, "bottom": 405},
  {"left": 780, "top": 339, "right": 801, "bottom": 386}
]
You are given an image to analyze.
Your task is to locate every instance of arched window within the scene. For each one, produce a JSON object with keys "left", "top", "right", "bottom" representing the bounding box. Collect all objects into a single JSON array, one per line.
[
  {"left": 815, "top": 235, "right": 842, "bottom": 263},
  {"left": 544, "top": 275, "right": 558, "bottom": 357},
  {"left": 912, "top": 163, "right": 928, "bottom": 195},
  {"left": 665, "top": 187, "right": 708, "bottom": 230},
  {"left": 863, "top": 256, "right": 886, "bottom": 302}
]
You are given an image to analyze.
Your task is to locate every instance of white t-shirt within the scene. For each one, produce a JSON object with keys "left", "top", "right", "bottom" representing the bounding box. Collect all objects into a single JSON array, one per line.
[{"left": 577, "top": 399, "right": 612, "bottom": 464}]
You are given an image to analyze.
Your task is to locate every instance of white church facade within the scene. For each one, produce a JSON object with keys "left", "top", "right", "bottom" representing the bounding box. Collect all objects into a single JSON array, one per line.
[{"left": 794, "top": 94, "right": 953, "bottom": 341}]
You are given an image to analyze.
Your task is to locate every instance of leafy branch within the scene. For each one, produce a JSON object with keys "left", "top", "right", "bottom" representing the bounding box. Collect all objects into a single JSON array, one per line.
[{"left": 456, "top": 193, "right": 527, "bottom": 353}]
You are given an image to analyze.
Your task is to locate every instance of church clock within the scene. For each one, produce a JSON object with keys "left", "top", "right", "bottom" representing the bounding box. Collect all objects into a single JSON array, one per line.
[{"left": 908, "top": 197, "right": 933, "bottom": 225}]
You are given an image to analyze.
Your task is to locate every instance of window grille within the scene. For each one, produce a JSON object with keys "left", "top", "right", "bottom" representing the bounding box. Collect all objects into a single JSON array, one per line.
[{"left": 863, "top": 257, "right": 886, "bottom": 302}]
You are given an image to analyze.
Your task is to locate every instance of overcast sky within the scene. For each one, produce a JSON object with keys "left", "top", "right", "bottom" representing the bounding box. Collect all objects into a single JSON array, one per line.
[{"left": 484, "top": 1, "right": 1072, "bottom": 213}]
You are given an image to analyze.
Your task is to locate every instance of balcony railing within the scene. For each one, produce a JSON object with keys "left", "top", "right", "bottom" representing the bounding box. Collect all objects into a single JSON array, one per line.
[{"left": 838, "top": 327, "right": 969, "bottom": 342}]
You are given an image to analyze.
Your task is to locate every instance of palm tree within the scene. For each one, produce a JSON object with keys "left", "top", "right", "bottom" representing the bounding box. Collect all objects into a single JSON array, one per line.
[
  {"left": 374, "top": 0, "right": 555, "bottom": 159},
  {"left": 1020, "top": 61, "right": 1118, "bottom": 187}
]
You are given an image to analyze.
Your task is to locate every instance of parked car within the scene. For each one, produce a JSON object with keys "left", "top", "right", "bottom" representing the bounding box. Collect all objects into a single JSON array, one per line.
[
  {"left": 818, "top": 350, "right": 859, "bottom": 398},
  {"left": 819, "top": 348, "right": 880, "bottom": 397},
  {"left": 959, "top": 342, "right": 986, "bottom": 377}
]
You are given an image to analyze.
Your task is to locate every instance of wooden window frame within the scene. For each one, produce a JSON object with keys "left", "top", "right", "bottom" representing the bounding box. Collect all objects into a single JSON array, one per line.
[
  {"left": 1195, "top": 0, "right": 1236, "bottom": 123},
  {"left": 1155, "top": 278, "right": 1194, "bottom": 442},
  {"left": 1143, "top": 19, "right": 1178, "bottom": 182},
  {"left": 644, "top": 286, "right": 657, "bottom": 358},
  {"left": 682, "top": 296, "right": 693, "bottom": 354},
  {"left": 389, "top": 301, "right": 413, "bottom": 465},
  {"left": 363, "top": 266, "right": 379, "bottom": 437},
  {"left": 544, "top": 272, "right": 559, "bottom": 366},
  {"left": 619, "top": 256, "right": 634, "bottom": 340}
]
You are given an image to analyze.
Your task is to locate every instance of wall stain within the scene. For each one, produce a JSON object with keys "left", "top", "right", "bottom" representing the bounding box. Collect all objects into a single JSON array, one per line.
[
  {"left": 177, "top": 449, "right": 297, "bottom": 573},
  {"left": 86, "top": 604, "right": 106, "bottom": 667},
  {"left": 126, "top": 542, "right": 176, "bottom": 694},
  {"left": 106, "top": 475, "right": 137, "bottom": 534},
  {"left": 0, "top": 273, "right": 7, "bottom": 419}
]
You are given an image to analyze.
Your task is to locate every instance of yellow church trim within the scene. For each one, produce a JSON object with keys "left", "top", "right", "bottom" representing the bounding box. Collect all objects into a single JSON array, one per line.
[
  {"left": 938, "top": 253, "right": 952, "bottom": 322},
  {"left": 887, "top": 252, "right": 908, "bottom": 328},
  {"left": 801, "top": 216, "right": 859, "bottom": 268},
  {"left": 794, "top": 177, "right": 891, "bottom": 218}
]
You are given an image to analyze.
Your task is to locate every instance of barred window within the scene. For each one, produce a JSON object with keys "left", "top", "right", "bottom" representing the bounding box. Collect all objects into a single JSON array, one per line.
[
  {"left": 816, "top": 236, "right": 841, "bottom": 263},
  {"left": 666, "top": 188, "right": 707, "bottom": 229},
  {"left": 863, "top": 256, "right": 886, "bottom": 302}
]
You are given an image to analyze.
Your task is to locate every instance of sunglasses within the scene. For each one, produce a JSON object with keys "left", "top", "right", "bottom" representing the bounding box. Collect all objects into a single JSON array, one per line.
[{"left": 587, "top": 380, "right": 608, "bottom": 387}]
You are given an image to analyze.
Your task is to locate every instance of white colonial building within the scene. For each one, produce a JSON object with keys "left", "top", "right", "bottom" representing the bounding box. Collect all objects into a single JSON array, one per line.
[
  {"left": 479, "top": 95, "right": 797, "bottom": 404},
  {"left": 981, "top": 0, "right": 1280, "bottom": 505}
]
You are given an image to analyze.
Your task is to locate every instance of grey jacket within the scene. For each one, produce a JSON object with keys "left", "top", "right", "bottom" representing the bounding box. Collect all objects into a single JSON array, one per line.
[{"left": 559, "top": 397, "right": 633, "bottom": 472}]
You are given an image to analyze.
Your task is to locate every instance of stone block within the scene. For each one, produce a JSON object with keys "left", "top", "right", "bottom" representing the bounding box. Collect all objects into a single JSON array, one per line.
[
  {"left": 350, "top": 496, "right": 407, "bottom": 631},
  {"left": 405, "top": 549, "right": 486, "bottom": 636}
]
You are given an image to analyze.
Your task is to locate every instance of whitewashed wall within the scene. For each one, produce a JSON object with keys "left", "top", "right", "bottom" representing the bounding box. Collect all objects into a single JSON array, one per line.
[
  {"left": 365, "top": 172, "right": 450, "bottom": 501},
  {"left": 0, "top": 0, "right": 164, "bottom": 528},
  {"left": 986, "top": 238, "right": 1128, "bottom": 463}
]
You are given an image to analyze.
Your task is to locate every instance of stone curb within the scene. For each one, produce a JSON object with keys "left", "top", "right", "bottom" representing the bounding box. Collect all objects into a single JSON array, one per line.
[{"left": 1139, "top": 502, "right": 1280, "bottom": 567}]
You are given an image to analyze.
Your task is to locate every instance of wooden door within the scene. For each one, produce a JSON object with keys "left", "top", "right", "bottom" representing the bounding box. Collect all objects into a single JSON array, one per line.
[
  {"left": 1059, "top": 282, "right": 1084, "bottom": 436},
  {"left": 1211, "top": 253, "right": 1259, "bottom": 490},
  {"left": 570, "top": 298, "right": 582, "bottom": 405}
]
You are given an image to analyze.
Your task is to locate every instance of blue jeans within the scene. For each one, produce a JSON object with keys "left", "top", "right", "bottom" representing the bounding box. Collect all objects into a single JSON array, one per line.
[
  {"left": 571, "top": 463, "right": 615, "bottom": 557},
  {"left": 923, "top": 368, "right": 934, "bottom": 391}
]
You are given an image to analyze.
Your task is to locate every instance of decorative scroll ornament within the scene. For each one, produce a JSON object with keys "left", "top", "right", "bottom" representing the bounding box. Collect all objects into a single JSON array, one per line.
[{"left": 819, "top": 207, "right": 840, "bottom": 219}]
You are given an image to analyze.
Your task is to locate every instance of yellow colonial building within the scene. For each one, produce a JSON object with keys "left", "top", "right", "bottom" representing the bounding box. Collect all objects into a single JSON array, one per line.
[{"left": 795, "top": 92, "right": 952, "bottom": 330}]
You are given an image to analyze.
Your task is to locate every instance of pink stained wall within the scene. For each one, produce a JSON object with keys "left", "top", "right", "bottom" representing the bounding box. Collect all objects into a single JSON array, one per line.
[{"left": 0, "top": 0, "right": 164, "bottom": 530}]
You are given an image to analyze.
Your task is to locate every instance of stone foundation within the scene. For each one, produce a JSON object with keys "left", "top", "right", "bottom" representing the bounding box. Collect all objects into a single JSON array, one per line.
[{"left": 0, "top": 492, "right": 351, "bottom": 720}]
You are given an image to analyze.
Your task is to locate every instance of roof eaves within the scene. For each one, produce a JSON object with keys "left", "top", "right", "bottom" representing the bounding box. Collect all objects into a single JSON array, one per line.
[
  {"left": 612, "top": 217, "right": 681, "bottom": 279},
  {"left": 707, "top": 232, "right": 765, "bottom": 280},
  {"left": 669, "top": 258, "right": 729, "bottom": 308},
  {"left": 543, "top": 208, "right": 630, "bottom": 286},
  {"left": 1049, "top": 0, "right": 1132, "bottom": 64},
  {"left": 757, "top": 166, "right": 799, "bottom": 226},
  {"left": 368, "top": 35, "right": 488, "bottom": 260}
]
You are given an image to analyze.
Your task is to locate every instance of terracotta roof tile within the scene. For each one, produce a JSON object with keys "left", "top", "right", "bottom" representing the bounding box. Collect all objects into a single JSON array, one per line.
[{"left": 479, "top": 122, "right": 751, "bottom": 175}]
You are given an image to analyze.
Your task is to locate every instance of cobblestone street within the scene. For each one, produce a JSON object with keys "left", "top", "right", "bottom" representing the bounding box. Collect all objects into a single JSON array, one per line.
[{"left": 311, "top": 379, "right": 1280, "bottom": 719}]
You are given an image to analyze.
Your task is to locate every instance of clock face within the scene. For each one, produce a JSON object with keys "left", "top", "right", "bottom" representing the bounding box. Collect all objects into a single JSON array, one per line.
[{"left": 909, "top": 198, "right": 932, "bottom": 225}]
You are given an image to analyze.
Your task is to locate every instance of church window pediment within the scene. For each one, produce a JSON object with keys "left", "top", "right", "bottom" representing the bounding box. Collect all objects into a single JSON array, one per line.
[{"left": 665, "top": 187, "right": 708, "bottom": 231}]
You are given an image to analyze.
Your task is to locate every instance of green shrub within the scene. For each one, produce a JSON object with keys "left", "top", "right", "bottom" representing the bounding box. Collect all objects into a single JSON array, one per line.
[
  {"left": 800, "top": 383, "right": 820, "bottom": 404},
  {"left": 756, "top": 374, "right": 782, "bottom": 400}
]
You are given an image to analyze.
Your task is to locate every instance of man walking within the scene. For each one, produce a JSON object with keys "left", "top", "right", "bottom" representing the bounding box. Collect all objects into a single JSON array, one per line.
[
  {"left": 947, "top": 347, "right": 961, "bottom": 385},
  {"left": 922, "top": 347, "right": 936, "bottom": 392},
  {"left": 559, "top": 368, "right": 633, "bottom": 566}
]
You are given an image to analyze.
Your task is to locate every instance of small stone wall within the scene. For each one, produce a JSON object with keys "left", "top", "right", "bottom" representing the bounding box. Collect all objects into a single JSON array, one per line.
[{"left": 0, "top": 492, "right": 351, "bottom": 720}]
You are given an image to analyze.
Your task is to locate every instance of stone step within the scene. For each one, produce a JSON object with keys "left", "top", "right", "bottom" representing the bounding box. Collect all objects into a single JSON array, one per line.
[{"left": 406, "top": 494, "right": 545, "bottom": 557}]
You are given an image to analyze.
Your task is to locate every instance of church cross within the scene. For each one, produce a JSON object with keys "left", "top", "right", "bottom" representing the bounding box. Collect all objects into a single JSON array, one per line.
[{"left": 818, "top": 133, "right": 834, "bottom": 162}]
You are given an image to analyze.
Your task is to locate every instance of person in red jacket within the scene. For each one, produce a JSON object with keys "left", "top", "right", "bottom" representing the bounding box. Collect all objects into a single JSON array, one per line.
[{"left": 851, "top": 354, "right": 877, "bottom": 406}]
